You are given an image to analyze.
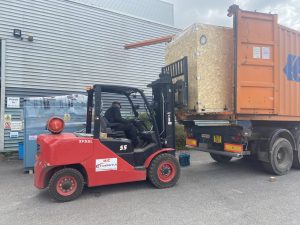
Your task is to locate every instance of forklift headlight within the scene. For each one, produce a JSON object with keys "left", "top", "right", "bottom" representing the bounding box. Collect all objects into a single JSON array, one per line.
[{"left": 47, "top": 117, "right": 65, "bottom": 134}]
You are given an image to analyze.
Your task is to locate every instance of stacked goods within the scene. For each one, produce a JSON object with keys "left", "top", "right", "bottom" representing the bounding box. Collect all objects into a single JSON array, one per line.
[{"left": 165, "top": 24, "right": 233, "bottom": 113}]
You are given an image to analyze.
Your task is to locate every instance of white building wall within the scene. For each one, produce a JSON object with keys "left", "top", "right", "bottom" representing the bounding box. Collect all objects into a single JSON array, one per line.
[
  {"left": 0, "top": 0, "right": 177, "bottom": 91},
  {"left": 1, "top": 0, "right": 179, "bottom": 94},
  {"left": 0, "top": 0, "right": 180, "bottom": 151},
  {"left": 73, "top": 0, "right": 174, "bottom": 25}
]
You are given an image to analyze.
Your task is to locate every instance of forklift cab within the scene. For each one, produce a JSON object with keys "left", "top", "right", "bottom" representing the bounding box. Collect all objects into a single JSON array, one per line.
[
  {"left": 85, "top": 84, "right": 163, "bottom": 166},
  {"left": 85, "top": 57, "right": 188, "bottom": 154}
]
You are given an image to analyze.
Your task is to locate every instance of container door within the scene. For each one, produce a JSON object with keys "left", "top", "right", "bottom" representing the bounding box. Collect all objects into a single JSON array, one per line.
[{"left": 235, "top": 9, "right": 278, "bottom": 115}]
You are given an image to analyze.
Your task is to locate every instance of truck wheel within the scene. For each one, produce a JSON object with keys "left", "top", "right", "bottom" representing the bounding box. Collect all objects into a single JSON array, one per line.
[
  {"left": 292, "top": 138, "right": 300, "bottom": 169},
  {"left": 263, "top": 138, "right": 293, "bottom": 175},
  {"left": 148, "top": 153, "right": 180, "bottom": 189},
  {"left": 48, "top": 168, "right": 84, "bottom": 202},
  {"left": 210, "top": 153, "right": 232, "bottom": 163}
]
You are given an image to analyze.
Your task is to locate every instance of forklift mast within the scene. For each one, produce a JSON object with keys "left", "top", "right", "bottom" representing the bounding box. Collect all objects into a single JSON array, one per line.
[{"left": 149, "top": 56, "right": 188, "bottom": 149}]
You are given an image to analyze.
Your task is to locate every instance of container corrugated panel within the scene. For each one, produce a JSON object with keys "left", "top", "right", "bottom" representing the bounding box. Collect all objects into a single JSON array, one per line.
[
  {"left": 278, "top": 25, "right": 300, "bottom": 117},
  {"left": 236, "top": 10, "right": 278, "bottom": 115},
  {"left": 0, "top": 0, "right": 180, "bottom": 95},
  {"left": 235, "top": 8, "right": 300, "bottom": 121}
]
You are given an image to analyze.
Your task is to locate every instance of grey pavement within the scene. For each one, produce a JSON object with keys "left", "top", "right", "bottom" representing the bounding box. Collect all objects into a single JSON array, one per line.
[{"left": 1, "top": 150, "right": 300, "bottom": 225}]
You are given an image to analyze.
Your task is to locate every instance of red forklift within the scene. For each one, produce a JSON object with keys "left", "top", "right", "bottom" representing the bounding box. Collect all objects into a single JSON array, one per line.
[{"left": 34, "top": 60, "right": 186, "bottom": 201}]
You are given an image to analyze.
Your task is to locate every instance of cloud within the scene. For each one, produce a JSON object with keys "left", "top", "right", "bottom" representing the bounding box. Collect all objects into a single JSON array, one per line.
[{"left": 164, "top": 0, "right": 300, "bottom": 31}]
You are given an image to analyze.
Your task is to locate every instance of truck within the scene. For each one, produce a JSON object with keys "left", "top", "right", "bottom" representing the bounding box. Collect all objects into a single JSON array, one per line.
[{"left": 168, "top": 5, "right": 300, "bottom": 176}]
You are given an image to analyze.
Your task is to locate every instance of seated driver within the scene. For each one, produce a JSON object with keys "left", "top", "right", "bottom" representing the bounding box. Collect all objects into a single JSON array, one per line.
[{"left": 104, "top": 101, "right": 139, "bottom": 147}]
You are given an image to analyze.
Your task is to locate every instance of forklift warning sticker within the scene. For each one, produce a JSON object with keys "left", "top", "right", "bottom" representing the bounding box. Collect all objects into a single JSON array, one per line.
[{"left": 96, "top": 158, "right": 117, "bottom": 172}]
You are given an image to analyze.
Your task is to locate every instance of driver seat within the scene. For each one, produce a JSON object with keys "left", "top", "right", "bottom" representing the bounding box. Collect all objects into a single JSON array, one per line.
[{"left": 100, "top": 116, "right": 126, "bottom": 138}]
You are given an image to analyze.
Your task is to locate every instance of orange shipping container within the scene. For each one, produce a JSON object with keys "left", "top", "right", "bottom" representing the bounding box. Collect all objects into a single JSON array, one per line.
[{"left": 231, "top": 5, "right": 300, "bottom": 121}]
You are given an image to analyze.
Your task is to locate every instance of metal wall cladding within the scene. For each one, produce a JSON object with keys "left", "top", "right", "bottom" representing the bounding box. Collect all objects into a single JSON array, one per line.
[
  {"left": 73, "top": 0, "right": 174, "bottom": 26},
  {"left": 0, "top": 0, "right": 180, "bottom": 97},
  {"left": 0, "top": 0, "right": 179, "bottom": 152},
  {"left": 235, "top": 8, "right": 300, "bottom": 121}
]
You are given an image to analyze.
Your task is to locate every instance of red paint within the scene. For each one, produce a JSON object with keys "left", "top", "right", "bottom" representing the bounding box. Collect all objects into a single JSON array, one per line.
[
  {"left": 85, "top": 140, "right": 145, "bottom": 187},
  {"left": 157, "top": 161, "right": 176, "bottom": 183},
  {"left": 56, "top": 176, "right": 77, "bottom": 196},
  {"left": 144, "top": 148, "right": 175, "bottom": 168},
  {"left": 34, "top": 133, "right": 147, "bottom": 189},
  {"left": 34, "top": 161, "right": 53, "bottom": 189}
]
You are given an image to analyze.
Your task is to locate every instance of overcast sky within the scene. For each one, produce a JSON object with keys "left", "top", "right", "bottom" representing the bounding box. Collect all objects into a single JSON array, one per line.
[{"left": 164, "top": 0, "right": 300, "bottom": 30}]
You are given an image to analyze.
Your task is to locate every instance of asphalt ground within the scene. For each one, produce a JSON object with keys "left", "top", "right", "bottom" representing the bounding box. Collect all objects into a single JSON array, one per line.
[{"left": 1, "top": 150, "right": 300, "bottom": 225}]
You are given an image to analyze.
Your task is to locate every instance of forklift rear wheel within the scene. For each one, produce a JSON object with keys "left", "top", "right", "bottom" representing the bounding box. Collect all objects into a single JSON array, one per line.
[
  {"left": 210, "top": 153, "right": 232, "bottom": 163},
  {"left": 148, "top": 153, "right": 180, "bottom": 189},
  {"left": 263, "top": 138, "right": 293, "bottom": 175},
  {"left": 48, "top": 168, "right": 84, "bottom": 202}
]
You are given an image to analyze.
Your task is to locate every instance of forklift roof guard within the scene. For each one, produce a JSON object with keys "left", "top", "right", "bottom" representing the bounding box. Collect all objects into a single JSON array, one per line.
[{"left": 93, "top": 84, "right": 142, "bottom": 95}]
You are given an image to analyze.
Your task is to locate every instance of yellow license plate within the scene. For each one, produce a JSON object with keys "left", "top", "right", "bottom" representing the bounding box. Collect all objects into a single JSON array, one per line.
[
  {"left": 224, "top": 143, "right": 243, "bottom": 153},
  {"left": 213, "top": 135, "right": 222, "bottom": 143}
]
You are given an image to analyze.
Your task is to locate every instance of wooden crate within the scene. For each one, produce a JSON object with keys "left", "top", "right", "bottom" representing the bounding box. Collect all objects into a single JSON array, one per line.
[{"left": 165, "top": 23, "right": 234, "bottom": 113}]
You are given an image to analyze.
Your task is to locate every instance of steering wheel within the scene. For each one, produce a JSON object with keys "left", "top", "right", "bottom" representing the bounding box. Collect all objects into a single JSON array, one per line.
[{"left": 132, "top": 118, "right": 150, "bottom": 131}]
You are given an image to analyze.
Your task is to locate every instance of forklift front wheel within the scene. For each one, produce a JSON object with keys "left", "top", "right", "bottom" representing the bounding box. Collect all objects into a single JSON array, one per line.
[
  {"left": 147, "top": 153, "right": 180, "bottom": 189},
  {"left": 48, "top": 168, "right": 84, "bottom": 202}
]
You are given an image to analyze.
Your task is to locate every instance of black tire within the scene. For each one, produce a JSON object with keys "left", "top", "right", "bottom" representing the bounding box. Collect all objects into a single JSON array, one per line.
[
  {"left": 263, "top": 138, "right": 293, "bottom": 175},
  {"left": 48, "top": 168, "right": 84, "bottom": 202},
  {"left": 147, "top": 153, "right": 180, "bottom": 189},
  {"left": 210, "top": 153, "right": 232, "bottom": 163},
  {"left": 292, "top": 137, "right": 300, "bottom": 169}
]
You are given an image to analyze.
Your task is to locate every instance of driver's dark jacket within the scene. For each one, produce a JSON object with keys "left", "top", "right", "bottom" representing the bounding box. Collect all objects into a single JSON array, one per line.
[{"left": 104, "top": 106, "right": 129, "bottom": 124}]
